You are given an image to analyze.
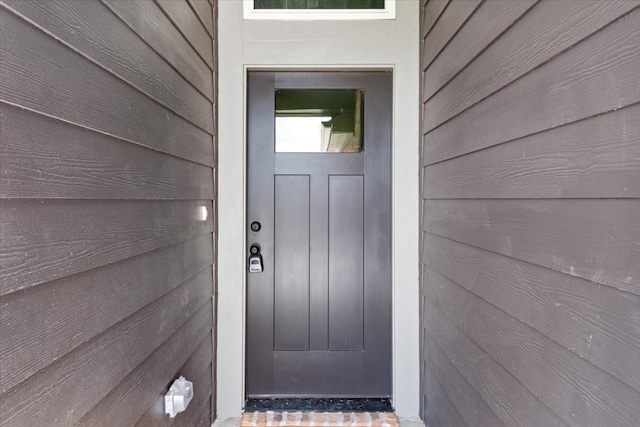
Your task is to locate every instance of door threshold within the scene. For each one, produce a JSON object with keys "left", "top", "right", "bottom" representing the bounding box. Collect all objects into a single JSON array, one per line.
[{"left": 240, "top": 410, "right": 399, "bottom": 427}]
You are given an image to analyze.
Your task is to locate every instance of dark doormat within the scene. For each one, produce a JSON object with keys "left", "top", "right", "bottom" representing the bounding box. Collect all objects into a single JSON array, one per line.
[{"left": 244, "top": 398, "right": 393, "bottom": 412}]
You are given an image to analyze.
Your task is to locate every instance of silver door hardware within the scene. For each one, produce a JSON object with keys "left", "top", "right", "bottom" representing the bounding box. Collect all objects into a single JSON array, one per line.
[{"left": 248, "top": 244, "right": 263, "bottom": 273}]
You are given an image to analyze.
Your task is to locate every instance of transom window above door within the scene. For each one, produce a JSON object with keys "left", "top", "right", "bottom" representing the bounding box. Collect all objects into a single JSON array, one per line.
[{"left": 243, "top": 0, "right": 395, "bottom": 20}]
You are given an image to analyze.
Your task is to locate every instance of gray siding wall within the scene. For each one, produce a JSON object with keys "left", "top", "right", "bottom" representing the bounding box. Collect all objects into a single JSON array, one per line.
[
  {"left": 0, "top": 0, "right": 216, "bottom": 426},
  {"left": 419, "top": 1, "right": 640, "bottom": 426}
]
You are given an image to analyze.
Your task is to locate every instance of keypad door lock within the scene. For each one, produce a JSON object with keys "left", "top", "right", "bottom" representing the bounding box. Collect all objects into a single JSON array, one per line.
[{"left": 248, "top": 244, "right": 263, "bottom": 273}]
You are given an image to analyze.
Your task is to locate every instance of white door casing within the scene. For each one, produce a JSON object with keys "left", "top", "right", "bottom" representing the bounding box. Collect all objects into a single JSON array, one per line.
[{"left": 217, "top": 0, "right": 420, "bottom": 418}]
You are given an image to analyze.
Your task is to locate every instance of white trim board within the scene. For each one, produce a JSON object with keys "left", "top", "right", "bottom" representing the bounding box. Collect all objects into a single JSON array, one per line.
[{"left": 217, "top": 0, "right": 419, "bottom": 418}]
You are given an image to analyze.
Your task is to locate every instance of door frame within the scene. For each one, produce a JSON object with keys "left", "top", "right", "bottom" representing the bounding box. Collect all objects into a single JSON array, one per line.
[
  {"left": 217, "top": 1, "right": 419, "bottom": 418},
  {"left": 245, "top": 71, "right": 393, "bottom": 397}
]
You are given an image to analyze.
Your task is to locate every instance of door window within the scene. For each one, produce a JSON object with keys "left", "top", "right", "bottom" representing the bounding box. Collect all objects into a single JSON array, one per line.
[{"left": 275, "top": 89, "right": 364, "bottom": 153}]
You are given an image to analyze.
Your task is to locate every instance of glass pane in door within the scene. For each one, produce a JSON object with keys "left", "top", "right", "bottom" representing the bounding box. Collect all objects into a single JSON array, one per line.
[{"left": 275, "top": 89, "right": 364, "bottom": 153}]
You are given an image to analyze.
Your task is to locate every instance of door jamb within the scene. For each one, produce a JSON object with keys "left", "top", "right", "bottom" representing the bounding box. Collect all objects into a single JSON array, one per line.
[{"left": 241, "top": 65, "right": 394, "bottom": 399}]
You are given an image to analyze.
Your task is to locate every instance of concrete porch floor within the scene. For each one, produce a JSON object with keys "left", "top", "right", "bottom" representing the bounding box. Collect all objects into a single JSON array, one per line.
[{"left": 212, "top": 417, "right": 426, "bottom": 427}]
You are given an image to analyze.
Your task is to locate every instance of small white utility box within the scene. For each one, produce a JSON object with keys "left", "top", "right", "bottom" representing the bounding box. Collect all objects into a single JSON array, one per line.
[{"left": 164, "top": 376, "right": 193, "bottom": 418}]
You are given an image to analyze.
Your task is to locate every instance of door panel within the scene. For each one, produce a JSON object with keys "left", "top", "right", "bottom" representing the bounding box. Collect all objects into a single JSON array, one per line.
[
  {"left": 247, "top": 71, "right": 392, "bottom": 397},
  {"left": 274, "top": 175, "right": 310, "bottom": 351},
  {"left": 309, "top": 174, "right": 329, "bottom": 351},
  {"left": 329, "top": 175, "right": 364, "bottom": 351}
]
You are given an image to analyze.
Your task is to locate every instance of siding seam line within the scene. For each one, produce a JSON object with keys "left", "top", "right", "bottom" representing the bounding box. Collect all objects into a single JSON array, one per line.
[
  {"left": 153, "top": 0, "right": 215, "bottom": 73},
  {"left": 419, "top": 230, "right": 640, "bottom": 297},
  {"left": 423, "top": 263, "right": 640, "bottom": 394},
  {"left": 421, "top": 0, "right": 450, "bottom": 42},
  {"left": 0, "top": 233, "right": 214, "bottom": 301},
  {"left": 422, "top": 0, "right": 483, "bottom": 73},
  {"left": 421, "top": 197, "right": 640, "bottom": 202},
  {"left": 421, "top": 0, "right": 541, "bottom": 103},
  {"left": 0, "top": 100, "right": 215, "bottom": 169},
  {"left": 421, "top": 100, "right": 640, "bottom": 167},
  {"left": 187, "top": 0, "right": 214, "bottom": 39},
  {"left": 0, "top": 2, "right": 215, "bottom": 136},
  {"left": 99, "top": 0, "right": 214, "bottom": 103},
  {"left": 422, "top": 301, "right": 571, "bottom": 427},
  {"left": 80, "top": 314, "right": 213, "bottom": 424},
  {"left": 0, "top": 282, "right": 213, "bottom": 399},
  {"left": 422, "top": 354, "right": 472, "bottom": 427},
  {"left": 421, "top": 4, "right": 640, "bottom": 137}
]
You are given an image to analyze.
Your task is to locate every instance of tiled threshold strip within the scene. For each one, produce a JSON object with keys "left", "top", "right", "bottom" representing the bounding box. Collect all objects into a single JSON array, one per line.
[{"left": 240, "top": 411, "right": 399, "bottom": 427}]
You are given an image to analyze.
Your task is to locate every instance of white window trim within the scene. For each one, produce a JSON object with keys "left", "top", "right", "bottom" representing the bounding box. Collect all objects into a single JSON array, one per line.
[{"left": 243, "top": 0, "right": 396, "bottom": 20}]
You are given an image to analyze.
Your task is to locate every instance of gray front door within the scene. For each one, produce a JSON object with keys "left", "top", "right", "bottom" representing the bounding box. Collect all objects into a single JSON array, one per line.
[{"left": 246, "top": 71, "right": 392, "bottom": 397}]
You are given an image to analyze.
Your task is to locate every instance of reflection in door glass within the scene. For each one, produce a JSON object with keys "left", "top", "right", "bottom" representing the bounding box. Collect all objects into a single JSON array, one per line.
[{"left": 275, "top": 89, "right": 363, "bottom": 153}]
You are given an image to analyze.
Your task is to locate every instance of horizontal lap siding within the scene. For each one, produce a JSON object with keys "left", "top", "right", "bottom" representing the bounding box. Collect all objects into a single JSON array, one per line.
[
  {"left": 0, "top": 1, "right": 216, "bottom": 426},
  {"left": 419, "top": 1, "right": 640, "bottom": 426}
]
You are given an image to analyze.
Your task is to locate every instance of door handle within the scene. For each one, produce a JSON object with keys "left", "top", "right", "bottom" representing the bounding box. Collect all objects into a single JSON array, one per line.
[{"left": 248, "top": 244, "right": 263, "bottom": 273}]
